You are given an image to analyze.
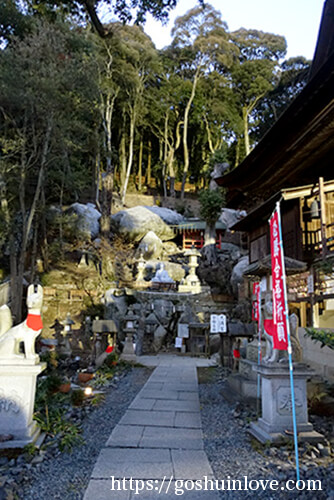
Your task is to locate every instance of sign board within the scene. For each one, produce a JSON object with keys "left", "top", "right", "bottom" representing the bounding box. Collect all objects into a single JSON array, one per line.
[
  {"left": 260, "top": 276, "right": 267, "bottom": 292},
  {"left": 307, "top": 274, "right": 314, "bottom": 294},
  {"left": 177, "top": 323, "right": 189, "bottom": 338},
  {"left": 210, "top": 314, "right": 227, "bottom": 334},
  {"left": 175, "top": 337, "right": 183, "bottom": 348}
]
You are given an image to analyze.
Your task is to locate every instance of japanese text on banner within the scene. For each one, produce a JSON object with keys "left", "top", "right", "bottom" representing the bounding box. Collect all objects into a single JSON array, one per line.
[
  {"left": 270, "top": 210, "right": 288, "bottom": 351},
  {"left": 252, "top": 282, "right": 260, "bottom": 324}
]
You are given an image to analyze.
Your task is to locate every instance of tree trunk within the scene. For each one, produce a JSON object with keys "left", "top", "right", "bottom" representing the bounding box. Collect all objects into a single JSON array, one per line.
[
  {"left": 120, "top": 130, "right": 127, "bottom": 190},
  {"left": 147, "top": 139, "right": 152, "bottom": 186},
  {"left": 242, "top": 106, "right": 250, "bottom": 156},
  {"left": 40, "top": 186, "right": 49, "bottom": 273},
  {"left": 30, "top": 218, "right": 39, "bottom": 282},
  {"left": 121, "top": 106, "right": 136, "bottom": 205},
  {"left": 138, "top": 137, "right": 143, "bottom": 191},
  {"left": 11, "top": 116, "right": 52, "bottom": 322},
  {"left": 181, "top": 70, "right": 199, "bottom": 200},
  {"left": 235, "top": 136, "right": 241, "bottom": 167},
  {"left": 162, "top": 112, "right": 168, "bottom": 198},
  {"left": 168, "top": 119, "right": 182, "bottom": 198},
  {"left": 100, "top": 92, "right": 117, "bottom": 233},
  {"left": 95, "top": 149, "right": 101, "bottom": 211},
  {"left": 204, "top": 114, "right": 214, "bottom": 155},
  {"left": 100, "top": 168, "right": 113, "bottom": 236},
  {"left": 167, "top": 148, "right": 175, "bottom": 198},
  {"left": 201, "top": 223, "right": 217, "bottom": 265}
]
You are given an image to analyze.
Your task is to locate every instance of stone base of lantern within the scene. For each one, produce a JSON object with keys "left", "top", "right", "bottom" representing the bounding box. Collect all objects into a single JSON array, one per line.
[
  {"left": 248, "top": 363, "right": 324, "bottom": 444},
  {"left": 120, "top": 334, "right": 137, "bottom": 362},
  {"left": 0, "top": 362, "right": 46, "bottom": 449}
]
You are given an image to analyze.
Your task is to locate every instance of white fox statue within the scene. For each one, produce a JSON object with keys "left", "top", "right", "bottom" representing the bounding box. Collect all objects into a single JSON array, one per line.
[{"left": 0, "top": 284, "right": 43, "bottom": 363}]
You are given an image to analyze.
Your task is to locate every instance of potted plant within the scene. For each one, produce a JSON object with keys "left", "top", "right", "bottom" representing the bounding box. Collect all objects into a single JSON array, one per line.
[
  {"left": 78, "top": 371, "right": 94, "bottom": 383},
  {"left": 59, "top": 377, "right": 71, "bottom": 393}
]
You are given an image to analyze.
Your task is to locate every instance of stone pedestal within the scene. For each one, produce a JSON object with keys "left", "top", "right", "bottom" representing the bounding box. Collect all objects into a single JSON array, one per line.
[
  {"left": 228, "top": 359, "right": 259, "bottom": 401},
  {"left": 0, "top": 362, "right": 46, "bottom": 448},
  {"left": 249, "top": 363, "right": 324, "bottom": 444},
  {"left": 120, "top": 334, "right": 136, "bottom": 362}
]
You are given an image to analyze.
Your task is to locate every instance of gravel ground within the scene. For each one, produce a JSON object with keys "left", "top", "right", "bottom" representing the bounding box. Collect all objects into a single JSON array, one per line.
[
  {"left": 199, "top": 367, "right": 334, "bottom": 500},
  {"left": 0, "top": 366, "right": 152, "bottom": 500},
  {"left": 1, "top": 365, "right": 333, "bottom": 500}
]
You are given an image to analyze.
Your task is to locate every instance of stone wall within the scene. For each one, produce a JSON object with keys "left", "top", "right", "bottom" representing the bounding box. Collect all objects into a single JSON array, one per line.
[
  {"left": 42, "top": 286, "right": 102, "bottom": 336},
  {"left": 299, "top": 327, "right": 334, "bottom": 381}
]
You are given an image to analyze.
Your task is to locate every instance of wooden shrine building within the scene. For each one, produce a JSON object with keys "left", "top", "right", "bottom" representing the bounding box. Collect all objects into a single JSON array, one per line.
[{"left": 214, "top": 0, "right": 334, "bottom": 329}]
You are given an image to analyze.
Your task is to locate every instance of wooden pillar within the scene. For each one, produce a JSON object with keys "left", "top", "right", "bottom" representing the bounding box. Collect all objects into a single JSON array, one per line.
[
  {"left": 319, "top": 177, "right": 327, "bottom": 258},
  {"left": 300, "top": 301, "right": 307, "bottom": 328}
]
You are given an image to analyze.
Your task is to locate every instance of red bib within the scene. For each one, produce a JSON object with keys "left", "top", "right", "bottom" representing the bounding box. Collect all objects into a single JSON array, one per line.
[
  {"left": 264, "top": 319, "right": 276, "bottom": 337},
  {"left": 26, "top": 314, "right": 43, "bottom": 331}
]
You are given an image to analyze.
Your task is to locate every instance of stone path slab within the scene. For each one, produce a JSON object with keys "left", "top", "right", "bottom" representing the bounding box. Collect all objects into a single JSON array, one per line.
[
  {"left": 174, "top": 411, "right": 202, "bottom": 428},
  {"left": 119, "top": 409, "right": 175, "bottom": 427},
  {"left": 84, "top": 479, "right": 222, "bottom": 500},
  {"left": 152, "top": 399, "right": 200, "bottom": 412},
  {"left": 171, "top": 450, "right": 214, "bottom": 479},
  {"left": 140, "top": 426, "right": 204, "bottom": 449},
  {"left": 106, "top": 425, "right": 144, "bottom": 448},
  {"left": 84, "top": 356, "right": 218, "bottom": 500}
]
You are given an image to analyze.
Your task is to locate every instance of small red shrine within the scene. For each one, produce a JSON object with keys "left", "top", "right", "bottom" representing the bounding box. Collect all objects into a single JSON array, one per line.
[{"left": 173, "top": 220, "right": 226, "bottom": 250}]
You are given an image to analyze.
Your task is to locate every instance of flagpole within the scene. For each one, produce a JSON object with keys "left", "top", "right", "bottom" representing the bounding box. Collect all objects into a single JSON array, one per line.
[
  {"left": 276, "top": 201, "right": 300, "bottom": 482},
  {"left": 256, "top": 287, "right": 262, "bottom": 417}
]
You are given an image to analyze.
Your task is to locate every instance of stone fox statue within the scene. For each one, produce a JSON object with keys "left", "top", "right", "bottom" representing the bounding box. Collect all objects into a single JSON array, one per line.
[
  {"left": 262, "top": 293, "right": 302, "bottom": 364},
  {"left": 0, "top": 284, "right": 43, "bottom": 362}
]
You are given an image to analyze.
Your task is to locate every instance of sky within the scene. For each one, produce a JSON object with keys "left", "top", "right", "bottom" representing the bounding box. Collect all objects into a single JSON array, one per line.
[{"left": 143, "top": 0, "right": 325, "bottom": 60}]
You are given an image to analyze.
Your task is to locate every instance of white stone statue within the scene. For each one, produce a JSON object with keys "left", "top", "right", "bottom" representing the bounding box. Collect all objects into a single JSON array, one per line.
[
  {"left": 152, "top": 264, "right": 175, "bottom": 283},
  {"left": 0, "top": 284, "right": 43, "bottom": 364}
]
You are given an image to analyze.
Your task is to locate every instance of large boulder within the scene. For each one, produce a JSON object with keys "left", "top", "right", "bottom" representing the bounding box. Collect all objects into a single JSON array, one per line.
[
  {"left": 144, "top": 206, "right": 184, "bottom": 225},
  {"left": 110, "top": 206, "right": 175, "bottom": 242},
  {"left": 219, "top": 208, "right": 246, "bottom": 230},
  {"left": 138, "top": 231, "right": 163, "bottom": 260},
  {"left": 219, "top": 242, "right": 242, "bottom": 260},
  {"left": 162, "top": 241, "right": 180, "bottom": 257},
  {"left": 230, "top": 256, "right": 249, "bottom": 296},
  {"left": 66, "top": 203, "right": 101, "bottom": 239}
]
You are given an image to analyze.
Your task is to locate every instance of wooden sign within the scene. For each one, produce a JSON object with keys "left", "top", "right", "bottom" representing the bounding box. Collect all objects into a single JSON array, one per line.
[{"left": 210, "top": 314, "right": 227, "bottom": 333}]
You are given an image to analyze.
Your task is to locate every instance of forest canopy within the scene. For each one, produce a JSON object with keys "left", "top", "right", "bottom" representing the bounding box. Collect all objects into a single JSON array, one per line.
[{"left": 0, "top": 1, "right": 310, "bottom": 318}]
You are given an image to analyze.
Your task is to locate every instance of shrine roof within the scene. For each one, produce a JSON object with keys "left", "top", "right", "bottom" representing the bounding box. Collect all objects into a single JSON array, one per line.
[
  {"left": 243, "top": 255, "right": 307, "bottom": 278},
  {"left": 172, "top": 219, "right": 226, "bottom": 232},
  {"left": 231, "top": 179, "right": 334, "bottom": 232}
]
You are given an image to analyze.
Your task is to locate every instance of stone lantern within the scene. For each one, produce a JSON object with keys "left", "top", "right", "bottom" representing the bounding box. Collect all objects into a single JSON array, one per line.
[
  {"left": 58, "top": 313, "right": 73, "bottom": 357},
  {"left": 178, "top": 246, "right": 203, "bottom": 293},
  {"left": 136, "top": 252, "right": 147, "bottom": 286},
  {"left": 120, "top": 306, "right": 138, "bottom": 362},
  {"left": 145, "top": 311, "right": 159, "bottom": 336},
  {"left": 64, "top": 312, "right": 75, "bottom": 333}
]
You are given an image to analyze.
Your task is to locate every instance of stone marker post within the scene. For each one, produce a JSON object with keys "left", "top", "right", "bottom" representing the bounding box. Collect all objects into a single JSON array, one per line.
[{"left": 0, "top": 285, "right": 46, "bottom": 448}]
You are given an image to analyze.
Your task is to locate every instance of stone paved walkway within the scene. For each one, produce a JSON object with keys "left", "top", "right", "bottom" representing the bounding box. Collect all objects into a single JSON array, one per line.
[{"left": 83, "top": 355, "right": 220, "bottom": 499}]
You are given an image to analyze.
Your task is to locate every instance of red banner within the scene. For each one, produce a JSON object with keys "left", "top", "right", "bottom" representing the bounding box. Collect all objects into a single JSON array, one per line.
[{"left": 270, "top": 209, "right": 288, "bottom": 351}]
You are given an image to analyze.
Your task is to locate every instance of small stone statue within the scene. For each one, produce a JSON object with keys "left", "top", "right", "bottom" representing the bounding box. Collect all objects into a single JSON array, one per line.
[
  {"left": 50, "top": 318, "right": 64, "bottom": 344},
  {"left": 152, "top": 264, "right": 174, "bottom": 283},
  {"left": 0, "top": 284, "right": 43, "bottom": 363},
  {"left": 289, "top": 313, "right": 303, "bottom": 362},
  {"left": 262, "top": 293, "right": 280, "bottom": 364},
  {"left": 262, "top": 295, "right": 303, "bottom": 364}
]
